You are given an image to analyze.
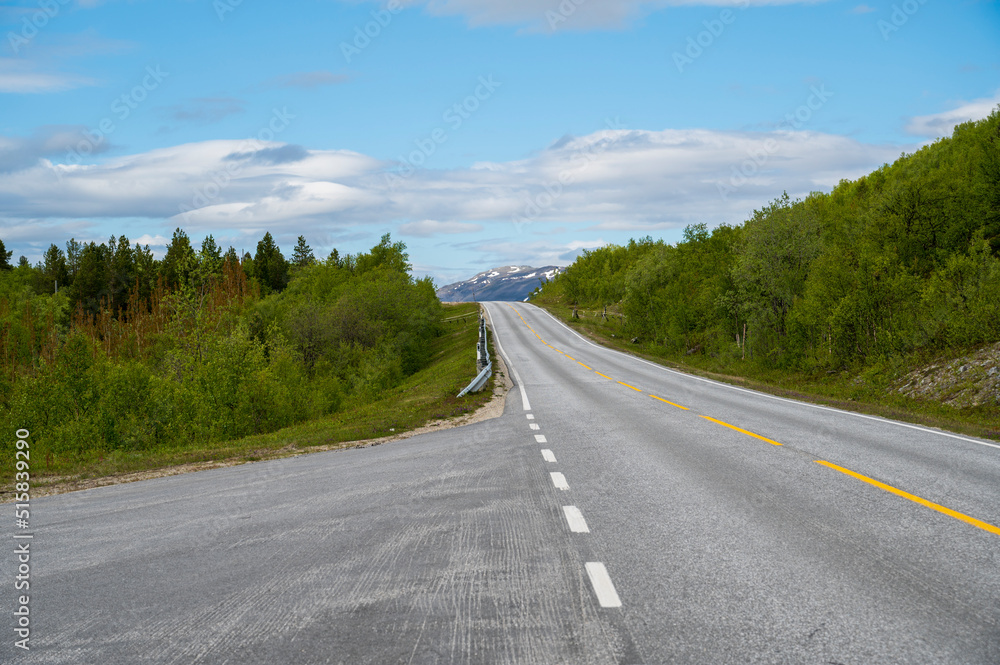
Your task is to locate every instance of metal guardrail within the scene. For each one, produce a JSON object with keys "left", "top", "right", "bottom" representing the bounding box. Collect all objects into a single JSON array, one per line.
[{"left": 458, "top": 313, "right": 493, "bottom": 397}]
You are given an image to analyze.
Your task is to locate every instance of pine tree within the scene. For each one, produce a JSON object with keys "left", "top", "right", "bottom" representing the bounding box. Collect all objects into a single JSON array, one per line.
[
  {"left": 0, "top": 239, "right": 13, "bottom": 271},
  {"left": 65, "top": 238, "right": 82, "bottom": 279},
  {"left": 160, "top": 228, "right": 196, "bottom": 289},
  {"left": 42, "top": 244, "right": 69, "bottom": 290},
  {"left": 253, "top": 232, "right": 289, "bottom": 293},
  {"left": 200, "top": 235, "right": 223, "bottom": 277},
  {"left": 292, "top": 235, "right": 315, "bottom": 268}
]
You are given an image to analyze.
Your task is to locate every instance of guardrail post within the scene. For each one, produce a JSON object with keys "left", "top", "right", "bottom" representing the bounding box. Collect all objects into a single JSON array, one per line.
[
  {"left": 459, "top": 311, "right": 493, "bottom": 397},
  {"left": 477, "top": 315, "right": 489, "bottom": 371}
]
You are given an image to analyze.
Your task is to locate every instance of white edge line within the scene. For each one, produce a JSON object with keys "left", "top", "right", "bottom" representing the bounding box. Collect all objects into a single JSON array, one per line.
[
  {"left": 563, "top": 505, "right": 590, "bottom": 533},
  {"left": 585, "top": 562, "right": 621, "bottom": 607},
  {"left": 524, "top": 303, "right": 1000, "bottom": 452},
  {"left": 482, "top": 303, "right": 531, "bottom": 411}
]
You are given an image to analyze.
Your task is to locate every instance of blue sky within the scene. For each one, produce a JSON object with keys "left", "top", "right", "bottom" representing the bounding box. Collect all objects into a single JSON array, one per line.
[{"left": 1, "top": 0, "right": 998, "bottom": 286}]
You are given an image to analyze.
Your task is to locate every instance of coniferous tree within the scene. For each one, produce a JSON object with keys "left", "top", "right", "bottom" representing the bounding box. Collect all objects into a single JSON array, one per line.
[
  {"left": 292, "top": 235, "right": 315, "bottom": 268},
  {"left": 132, "top": 242, "right": 157, "bottom": 304},
  {"left": 65, "top": 238, "right": 82, "bottom": 280},
  {"left": 253, "top": 232, "right": 289, "bottom": 293},
  {"left": 241, "top": 251, "right": 254, "bottom": 280},
  {"left": 71, "top": 241, "right": 110, "bottom": 314},
  {"left": 200, "top": 235, "right": 223, "bottom": 277},
  {"left": 42, "top": 244, "right": 69, "bottom": 291},
  {"left": 0, "top": 239, "right": 13, "bottom": 271},
  {"left": 107, "top": 235, "right": 136, "bottom": 314},
  {"left": 160, "top": 228, "right": 196, "bottom": 290}
]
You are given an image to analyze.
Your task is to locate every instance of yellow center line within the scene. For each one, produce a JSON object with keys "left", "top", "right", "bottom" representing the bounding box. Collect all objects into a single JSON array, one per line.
[
  {"left": 649, "top": 394, "right": 689, "bottom": 411},
  {"left": 595, "top": 372, "right": 613, "bottom": 381},
  {"left": 506, "top": 303, "right": 595, "bottom": 376},
  {"left": 815, "top": 460, "right": 1000, "bottom": 537},
  {"left": 618, "top": 381, "right": 643, "bottom": 392},
  {"left": 698, "top": 415, "right": 782, "bottom": 446}
]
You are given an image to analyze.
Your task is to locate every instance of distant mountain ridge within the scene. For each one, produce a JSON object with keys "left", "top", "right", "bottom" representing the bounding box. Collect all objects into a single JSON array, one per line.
[{"left": 436, "top": 265, "right": 561, "bottom": 302}]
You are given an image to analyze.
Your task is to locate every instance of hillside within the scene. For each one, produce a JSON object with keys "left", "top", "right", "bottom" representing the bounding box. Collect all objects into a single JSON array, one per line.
[
  {"left": 533, "top": 107, "right": 1000, "bottom": 436},
  {"left": 436, "top": 265, "right": 561, "bottom": 302}
]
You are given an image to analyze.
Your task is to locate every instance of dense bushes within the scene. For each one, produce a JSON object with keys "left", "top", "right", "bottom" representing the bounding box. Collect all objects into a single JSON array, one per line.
[
  {"left": 537, "top": 107, "right": 1000, "bottom": 373},
  {"left": 0, "top": 233, "right": 441, "bottom": 467}
]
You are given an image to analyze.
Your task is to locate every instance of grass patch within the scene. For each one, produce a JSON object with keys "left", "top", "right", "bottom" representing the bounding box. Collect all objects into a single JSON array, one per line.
[
  {"left": 534, "top": 300, "right": 1000, "bottom": 442},
  {"left": 14, "top": 303, "right": 495, "bottom": 496}
]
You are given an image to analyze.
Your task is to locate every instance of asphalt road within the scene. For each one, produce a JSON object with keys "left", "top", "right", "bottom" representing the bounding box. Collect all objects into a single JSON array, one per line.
[{"left": 3, "top": 302, "right": 998, "bottom": 664}]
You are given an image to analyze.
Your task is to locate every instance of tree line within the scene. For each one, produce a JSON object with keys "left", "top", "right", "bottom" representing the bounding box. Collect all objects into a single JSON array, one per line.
[
  {"left": 0, "top": 231, "right": 441, "bottom": 464},
  {"left": 537, "top": 107, "right": 1000, "bottom": 374}
]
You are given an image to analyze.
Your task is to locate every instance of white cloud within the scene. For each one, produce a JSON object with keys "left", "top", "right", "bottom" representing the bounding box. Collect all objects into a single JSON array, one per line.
[
  {"left": 0, "top": 126, "right": 907, "bottom": 248},
  {"left": 905, "top": 92, "right": 1000, "bottom": 138},
  {"left": 0, "top": 58, "right": 96, "bottom": 93},
  {"left": 132, "top": 233, "right": 170, "bottom": 248},
  {"left": 399, "top": 220, "right": 483, "bottom": 236}
]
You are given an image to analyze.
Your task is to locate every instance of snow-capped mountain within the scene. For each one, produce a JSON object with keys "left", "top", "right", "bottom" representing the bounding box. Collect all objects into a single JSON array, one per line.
[{"left": 436, "top": 265, "right": 561, "bottom": 302}]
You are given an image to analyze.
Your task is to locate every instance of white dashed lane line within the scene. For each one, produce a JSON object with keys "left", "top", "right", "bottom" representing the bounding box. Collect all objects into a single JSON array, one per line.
[
  {"left": 585, "top": 562, "right": 622, "bottom": 608},
  {"left": 502, "top": 306, "right": 624, "bottom": 608},
  {"left": 562, "top": 506, "right": 590, "bottom": 533}
]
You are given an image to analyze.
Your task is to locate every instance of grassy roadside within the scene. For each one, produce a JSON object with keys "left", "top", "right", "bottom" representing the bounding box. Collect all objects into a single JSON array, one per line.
[
  {"left": 532, "top": 300, "right": 1000, "bottom": 442},
  {"left": 11, "top": 302, "right": 495, "bottom": 498}
]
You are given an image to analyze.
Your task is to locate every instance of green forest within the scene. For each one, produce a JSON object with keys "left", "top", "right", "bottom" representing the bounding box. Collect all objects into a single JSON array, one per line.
[
  {"left": 0, "top": 231, "right": 445, "bottom": 474},
  {"left": 535, "top": 108, "right": 1000, "bottom": 417}
]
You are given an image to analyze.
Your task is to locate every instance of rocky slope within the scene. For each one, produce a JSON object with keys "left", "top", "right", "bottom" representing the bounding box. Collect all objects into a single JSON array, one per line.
[{"left": 893, "top": 342, "right": 1000, "bottom": 408}]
